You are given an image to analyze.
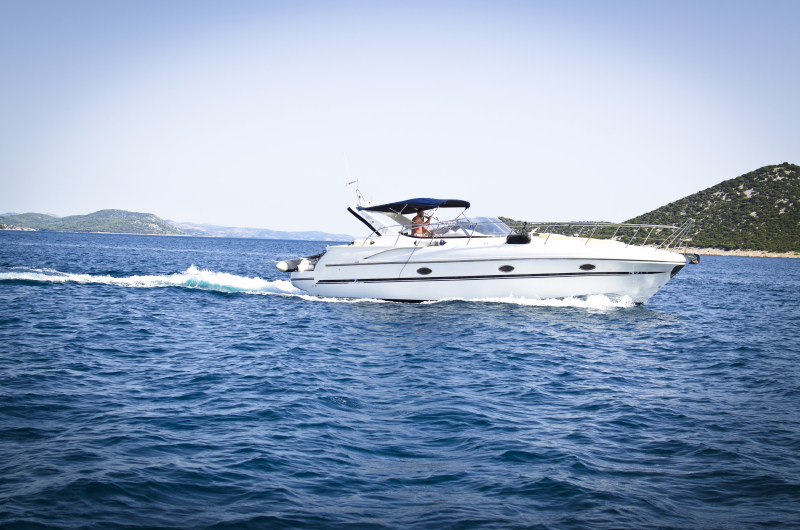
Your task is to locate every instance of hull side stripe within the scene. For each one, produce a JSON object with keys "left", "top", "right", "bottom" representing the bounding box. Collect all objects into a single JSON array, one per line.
[
  {"left": 316, "top": 270, "right": 663, "bottom": 285},
  {"left": 326, "top": 257, "right": 684, "bottom": 267}
]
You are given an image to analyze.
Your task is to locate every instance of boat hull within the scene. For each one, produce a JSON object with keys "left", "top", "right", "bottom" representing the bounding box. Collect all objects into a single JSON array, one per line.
[{"left": 289, "top": 238, "right": 686, "bottom": 303}]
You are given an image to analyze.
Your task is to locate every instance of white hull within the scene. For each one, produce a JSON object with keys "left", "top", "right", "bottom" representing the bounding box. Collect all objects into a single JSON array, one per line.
[{"left": 289, "top": 234, "right": 686, "bottom": 304}]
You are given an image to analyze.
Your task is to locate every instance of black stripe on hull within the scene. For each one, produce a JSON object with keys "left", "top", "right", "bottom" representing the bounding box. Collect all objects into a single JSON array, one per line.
[
  {"left": 327, "top": 257, "right": 684, "bottom": 267},
  {"left": 316, "top": 270, "right": 664, "bottom": 285}
]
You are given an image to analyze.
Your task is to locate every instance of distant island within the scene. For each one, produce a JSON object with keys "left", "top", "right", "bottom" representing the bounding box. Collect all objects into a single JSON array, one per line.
[
  {"left": 625, "top": 162, "right": 798, "bottom": 254},
  {"left": 0, "top": 209, "right": 182, "bottom": 235},
  {"left": 169, "top": 221, "right": 353, "bottom": 241},
  {"left": 500, "top": 162, "right": 798, "bottom": 256},
  {"left": 3, "top": 163, "right": 797, "bottom": 252},
  {"left": 0, "top": 209, "right": 353, "bottom": 241}
]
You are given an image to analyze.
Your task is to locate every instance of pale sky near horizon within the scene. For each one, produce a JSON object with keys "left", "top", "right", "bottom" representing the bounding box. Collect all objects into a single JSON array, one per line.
[{"left": 2, "top": 0, "right": 798, "bottom": 235}]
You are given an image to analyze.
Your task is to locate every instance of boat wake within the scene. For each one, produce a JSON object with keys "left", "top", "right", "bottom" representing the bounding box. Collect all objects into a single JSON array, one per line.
[
  {"left": 1, "top": 266, "right": 636, "bottom": 308},
  {"left": 423, "top": 294, "right": 637, "bottom": 309},
  {"left": 0, "top": 265, "right": 302, "bottom": 296}
]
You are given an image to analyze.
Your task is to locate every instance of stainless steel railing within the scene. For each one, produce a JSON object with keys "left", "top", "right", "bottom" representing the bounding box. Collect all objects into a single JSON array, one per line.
[
  {"left": 504, "top": 219, "right": 695, "bottom": 250},
  {"left": 357, "top": 217, "right": 695, "bottom": 251}
]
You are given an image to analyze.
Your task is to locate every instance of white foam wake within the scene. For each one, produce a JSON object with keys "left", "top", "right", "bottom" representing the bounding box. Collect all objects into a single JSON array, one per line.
[
  {"left": 1, "top": 268, "right": 638, "bottom": 307},
  {"left": 0, "top": 266, "right": 302, "bottom": 296},
  {"left": 422, "top": 294, "right": 636, "bottom": 309}
]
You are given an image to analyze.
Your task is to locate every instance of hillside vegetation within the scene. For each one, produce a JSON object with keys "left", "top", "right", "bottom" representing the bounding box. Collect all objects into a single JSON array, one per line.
[
  {"left": 626, "top": 163, "right": 799, "bottom": 252},
  {"left": 0, "top": 209, "right": 184, "bottom": 235}
]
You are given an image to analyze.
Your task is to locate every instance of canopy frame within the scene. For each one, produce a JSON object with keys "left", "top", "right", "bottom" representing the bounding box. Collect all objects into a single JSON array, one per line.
[{"left": 357, "top": 198, "right": 470, "bottom": 215}]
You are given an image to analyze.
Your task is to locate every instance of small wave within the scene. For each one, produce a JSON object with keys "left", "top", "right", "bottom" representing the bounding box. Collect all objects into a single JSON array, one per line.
[
  {"left": 296, "top": 294, "right": 388, "bottom": 304},
  {"left": 0, "top": 266, "right": 302, "bottom": 296},
  {"left": 422, "top": 294, "right": 636, "bottom": 309}
]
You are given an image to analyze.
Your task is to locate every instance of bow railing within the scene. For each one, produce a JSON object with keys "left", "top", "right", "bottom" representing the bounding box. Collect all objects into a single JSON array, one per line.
[
  {"left": 355, "top": 213, "right": 695, "bottom": 252},
  {"left": 503, "top": 219, "right": 695, "bottom": 251}
]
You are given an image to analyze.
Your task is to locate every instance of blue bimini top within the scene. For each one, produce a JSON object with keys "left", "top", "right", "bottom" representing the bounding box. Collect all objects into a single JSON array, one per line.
[{"left": 358, "top": 198, "right": 470, "bottom": 215}]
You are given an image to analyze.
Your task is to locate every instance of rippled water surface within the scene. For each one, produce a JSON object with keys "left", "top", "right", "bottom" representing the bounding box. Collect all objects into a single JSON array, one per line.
[{"left": 1, "top": 231, "right": 799, "bottom": 528}]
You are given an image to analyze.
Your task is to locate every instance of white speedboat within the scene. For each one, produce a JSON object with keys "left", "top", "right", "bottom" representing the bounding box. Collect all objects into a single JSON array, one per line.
[{"left": 276, "top": 198, "right": 694, "bottom": 304}]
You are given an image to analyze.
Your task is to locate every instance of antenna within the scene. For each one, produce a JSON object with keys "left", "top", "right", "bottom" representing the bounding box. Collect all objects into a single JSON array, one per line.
[{"left": 344, "top": 153, "right": 365, "bottom": 205}]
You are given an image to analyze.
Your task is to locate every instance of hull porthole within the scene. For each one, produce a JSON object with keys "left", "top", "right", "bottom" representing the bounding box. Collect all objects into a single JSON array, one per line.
[
  {"left": 417, "top": 267, "right": 432, "bottom": 275},
  {"left": 499, "top": 265, "right": 515, "bottom": 272},
  {"left": 579, "top": 264, "right": 596, "bottom": 271}
]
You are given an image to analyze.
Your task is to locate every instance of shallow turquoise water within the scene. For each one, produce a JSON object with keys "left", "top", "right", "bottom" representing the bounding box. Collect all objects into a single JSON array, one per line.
[{"left": 1, "top": 231, "right": 799, "bottom": 528}]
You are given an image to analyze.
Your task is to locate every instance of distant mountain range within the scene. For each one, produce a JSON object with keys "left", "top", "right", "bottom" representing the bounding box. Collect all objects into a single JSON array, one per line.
[
  {"left": 0, "top": 209, "right": 353, "bottom": 241},
  {"left": 169, "top": 221, "right": 352, "bottom": 241},
  {"left": 3, "top": 163, "right": 797, "bottom": 250},
  {"left": 626, "top": 162, "right": 799, "bottom": 253},
  {"left": 0, "top": 209, "right": 182, "bottom": 235}
]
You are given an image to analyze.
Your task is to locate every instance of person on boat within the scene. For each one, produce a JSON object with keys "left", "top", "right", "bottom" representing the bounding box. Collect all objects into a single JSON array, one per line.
[{"left": 411, "top": 209, "right": 433, "bottom": 237}]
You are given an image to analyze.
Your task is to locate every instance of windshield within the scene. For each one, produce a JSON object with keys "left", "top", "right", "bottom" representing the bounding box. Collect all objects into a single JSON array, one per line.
[{"left": 429, "top": 216, "right": 512, "bottom": 237}]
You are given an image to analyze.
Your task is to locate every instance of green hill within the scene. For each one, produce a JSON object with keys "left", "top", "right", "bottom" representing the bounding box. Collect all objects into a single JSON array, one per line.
[
  {"left": 0, "top": 213, "right": 61, "bottom": 228},
  {"left": 0, "top": 209, "right": 184, "bottom": 235},
  {"left": 626, "top": 163, "right": 799, "bottom": 252}
]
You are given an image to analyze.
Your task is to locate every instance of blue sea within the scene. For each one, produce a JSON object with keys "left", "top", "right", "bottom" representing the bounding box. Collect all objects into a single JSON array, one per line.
[{"left": 1, "top": 231, "right": 799, "bottom": 528}]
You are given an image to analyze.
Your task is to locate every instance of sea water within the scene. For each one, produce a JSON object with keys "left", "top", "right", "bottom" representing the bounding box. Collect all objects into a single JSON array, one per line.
[{"left": 1, "top": 231, "right": 799, "bottom": 528}]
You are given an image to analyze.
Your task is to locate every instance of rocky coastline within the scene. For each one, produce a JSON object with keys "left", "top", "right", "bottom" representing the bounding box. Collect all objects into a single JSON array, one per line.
[{"left": 684, "top": 247, "right": 799, "bottom": 259}]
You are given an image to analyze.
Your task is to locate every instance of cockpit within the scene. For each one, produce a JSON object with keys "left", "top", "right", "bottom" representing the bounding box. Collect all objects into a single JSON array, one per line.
[
  {"left": 349, "top": 198, "right": 512, "bottom": 239},
  {"left": 407, "top": 216, "right": 512, "bottom": 238}
]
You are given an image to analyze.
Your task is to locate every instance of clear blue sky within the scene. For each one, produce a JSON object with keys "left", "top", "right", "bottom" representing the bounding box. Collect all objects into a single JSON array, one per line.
[{"left": 2, "top": 0, "right": 798, "bottom": 234}]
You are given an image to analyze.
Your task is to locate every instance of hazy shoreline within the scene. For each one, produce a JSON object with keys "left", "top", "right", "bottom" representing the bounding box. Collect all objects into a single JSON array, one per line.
[{"left": 685, "top": 247, "right": 800, "bottom": 259}]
